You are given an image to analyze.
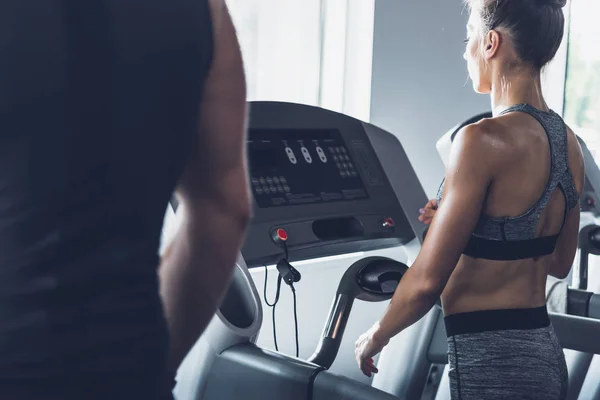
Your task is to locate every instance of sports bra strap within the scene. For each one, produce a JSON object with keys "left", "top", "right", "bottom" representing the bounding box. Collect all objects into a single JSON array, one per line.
[{"left": 463, "top": 234, "right": 559, "bottom": 261}]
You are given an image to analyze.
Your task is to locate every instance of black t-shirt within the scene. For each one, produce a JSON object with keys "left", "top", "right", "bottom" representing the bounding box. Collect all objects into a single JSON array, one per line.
[{"left": 0, "top": 0, "right": 213, "bottom": 397}]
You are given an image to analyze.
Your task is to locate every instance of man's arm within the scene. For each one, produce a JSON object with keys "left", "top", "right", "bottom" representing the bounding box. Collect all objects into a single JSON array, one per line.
[{"left": 159, "top": 0, "right": 251, "bottom": 374}]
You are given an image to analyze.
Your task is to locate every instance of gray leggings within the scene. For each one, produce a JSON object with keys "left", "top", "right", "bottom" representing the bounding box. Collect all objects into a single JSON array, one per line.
[{"left": 445, "top": 306, "right": 568, "bottom": 400}]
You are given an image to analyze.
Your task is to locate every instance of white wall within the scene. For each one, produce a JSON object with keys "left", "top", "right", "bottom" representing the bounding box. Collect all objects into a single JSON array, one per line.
[{"left": 370, "top": 0, "right": 491, "bottom": 198}]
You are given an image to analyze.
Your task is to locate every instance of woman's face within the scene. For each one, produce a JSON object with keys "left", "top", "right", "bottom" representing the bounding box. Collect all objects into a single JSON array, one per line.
[{"left": 464, "top": 11, "right": 492, "bottom": 94}]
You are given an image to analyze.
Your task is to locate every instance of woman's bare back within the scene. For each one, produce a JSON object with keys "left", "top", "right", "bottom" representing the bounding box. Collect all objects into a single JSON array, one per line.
[{"left": 441, "top": 109, "right": 585, "bottom": 315}]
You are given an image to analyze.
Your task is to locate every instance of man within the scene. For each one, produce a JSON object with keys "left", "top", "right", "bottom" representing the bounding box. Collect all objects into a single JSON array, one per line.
[{"left": 0, "top": 1, "right": 250, "bottom": 398}]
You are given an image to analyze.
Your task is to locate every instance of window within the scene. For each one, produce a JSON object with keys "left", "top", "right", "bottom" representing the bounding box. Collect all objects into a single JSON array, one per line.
[
  {"left": 563, "top": 0, "right": 600, "bottom": 162},
  {"left": 227, "top": 0, "right": 323, "bottom": 106},
  {"left": 563, "top": 0, "right": 600, "bottom": 291},
  {"left": 226, "top": 0, "right": 375, "bottom": 122}
]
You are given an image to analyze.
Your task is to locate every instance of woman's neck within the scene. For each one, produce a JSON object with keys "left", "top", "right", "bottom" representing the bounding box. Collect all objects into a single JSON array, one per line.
[{"left": 490, "top": 69, "right": 548, "bottom": 116}]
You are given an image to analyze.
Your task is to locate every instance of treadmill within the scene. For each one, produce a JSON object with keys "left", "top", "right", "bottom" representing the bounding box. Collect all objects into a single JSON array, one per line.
[
  {"left": 172, "top": 101, "right": 430, "bottom": 400},
  {"left": 434, "top": 112, "right": 600, "bottom": 400},
  {"left": 172, "top": 103, "right": 600, "bottom": 400}
]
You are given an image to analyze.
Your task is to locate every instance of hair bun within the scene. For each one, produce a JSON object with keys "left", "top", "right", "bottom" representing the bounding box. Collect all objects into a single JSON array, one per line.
[{"left": 537, "top": 0, "right": 567, "bottom": 8}]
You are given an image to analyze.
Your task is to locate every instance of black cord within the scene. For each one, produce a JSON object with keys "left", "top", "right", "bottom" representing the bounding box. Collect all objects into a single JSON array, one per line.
[
  {"left": 273, "top": 276, "right": 282, "bottom": 351},
  {"left": 290, "top": 283, "right": 299, "bottom": 358},
  {"left": 263, "top": 264, "right": 279, "bottom": 307},
  {"left": 263, "top": 243, "right": 298, "bottom": 357},
  {"left": 263, "top": 265, "right": 282, "bottom": 351},
  {"left": 283, "top": 241, "right": 289, "bottom": 261},
  {"left": 283, "top": 241, "right": 300, "bottom": 357},
  {"left": 272, "top": 302, "right": 278, "bottom": 352}
]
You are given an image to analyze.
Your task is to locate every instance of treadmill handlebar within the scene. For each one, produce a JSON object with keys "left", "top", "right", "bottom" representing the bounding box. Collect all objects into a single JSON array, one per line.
[
  {"left": 579, "top": 224, "right": 600, "bottom": 253},
  {"left": 308, "top": 294, "right": 353, "bottom": 369},
  {"left": 590, "top": 292, "right": 600, "bottom": 319},
  {"left": 307, "top": 257, "right": 407, "bottom": 369},
  {"left": 576, "top": 224, "right": 600, "bottom": 290},
  {"left": 567, "top": 288, "right": 600, "bottom": 320},
  {"left": 567, "top": 289, "right": 593, "bottom": 317}
]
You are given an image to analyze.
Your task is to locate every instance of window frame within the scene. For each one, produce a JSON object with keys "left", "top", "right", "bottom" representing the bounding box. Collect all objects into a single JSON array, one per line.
[{"left": 542, "top": 0, "right": 572, "bottom": 116}]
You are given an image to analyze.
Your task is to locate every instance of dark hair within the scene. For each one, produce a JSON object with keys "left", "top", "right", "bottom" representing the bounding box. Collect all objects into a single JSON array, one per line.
[{"left": 469, "top": 0, "right": 567, "bottom": 69}]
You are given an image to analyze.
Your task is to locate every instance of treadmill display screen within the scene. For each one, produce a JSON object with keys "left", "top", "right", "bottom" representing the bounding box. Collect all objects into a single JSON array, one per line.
[{"left": 248, "top": 129, "right": 369, "bottom": 208}]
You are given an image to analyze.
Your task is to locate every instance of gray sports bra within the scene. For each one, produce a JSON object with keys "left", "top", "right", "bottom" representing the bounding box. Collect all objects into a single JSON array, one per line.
[{"left": 436, "top": 104, "right": 580, "bottom": 260}]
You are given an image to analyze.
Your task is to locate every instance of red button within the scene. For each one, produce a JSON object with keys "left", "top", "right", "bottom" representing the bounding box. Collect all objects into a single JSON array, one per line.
[
  {"left": 276, "top": 228, "right": 288, "bottom": 241},
  {"left": 383, "top": 218, "right": 395, "bottom": 228}
]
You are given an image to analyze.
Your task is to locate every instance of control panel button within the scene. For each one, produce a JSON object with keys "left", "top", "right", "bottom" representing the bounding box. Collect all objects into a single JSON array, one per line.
[
  {"left": 272, "top": 228, "right": 289, "bottom": 244},
  {"left": 264, "top": 187, "right": 271, "bottom": 194},
  {"left": 273, "top": 177, "right": 280, "bottom": 184},
  {"left": 280, "top": 176, "right": 287, "bottom": 184},
  {"left": 270, "top": 185, "right": 277, "bottom": 193},
  {"left": 277, "top": 185, "right": 284, "bottom": 193},
  {"left": 586, "top": 196, "right": 595, "bottom": 207},
  {"left": 266, "top": 177, "right": 273, "bottom": 185},
  {"left": 316, "top": 146, "right": 327, "bottom": 163},
  {"left": 383, "top": 217, "right": 395, "bottom": 228},
  {"left": 251, "top": 178, "right": 259, "bottom": 186},
  {"left": 256, "top": 187, "right": 263, "bottom": 194},
  {"left": 285, "top": 147, "right": 298, "bottom": 164},
  {"left": 284, "top": 185, "right": 291, "bottom": 192},
  {"left": 259, "top": 177, "right": 266, "bottom": 185},
  {"left": 301, "top": 147, "right": 313, "bottom": 163}
]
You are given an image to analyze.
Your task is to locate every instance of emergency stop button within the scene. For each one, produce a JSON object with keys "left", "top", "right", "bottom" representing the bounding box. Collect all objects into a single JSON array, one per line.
[
  {"left": 383, "top": 217, "right": 395, "bottom": 228},
  {"left": 272, "top": 228, "right": 289, "bottom": 244}
]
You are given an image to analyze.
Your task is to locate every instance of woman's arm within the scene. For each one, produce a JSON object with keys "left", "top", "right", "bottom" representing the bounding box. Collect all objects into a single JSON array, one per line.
[
  {"left": 549, "top": 205, "right": 580, "bottom": 279},
  {"left": 372, "top": 124, "right": 496, "bottom": 342},
  {"left": 549, "top": 127, "right": 585, "bottom": 279},
  {"left": 355, "top": 123, "right": 500, "bottom": 376}
]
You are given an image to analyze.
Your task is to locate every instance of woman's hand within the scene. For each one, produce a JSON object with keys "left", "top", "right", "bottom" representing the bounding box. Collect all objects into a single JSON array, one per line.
[
  {"left": 418, "top": 199, "right": 438, "bottom": 225},
  {"left": 355, "top": 325, "right": 389, "bottom": 377}
]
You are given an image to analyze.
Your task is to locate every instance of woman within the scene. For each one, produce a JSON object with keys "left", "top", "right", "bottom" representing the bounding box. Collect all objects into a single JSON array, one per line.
[{"left": 355, "top": 0, "right": 584, "bottom": 399}]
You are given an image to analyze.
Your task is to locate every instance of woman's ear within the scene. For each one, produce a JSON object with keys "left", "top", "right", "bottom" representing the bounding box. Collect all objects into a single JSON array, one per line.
[{"left": 484, "top": 29, "right": 501, "bottom": 60}]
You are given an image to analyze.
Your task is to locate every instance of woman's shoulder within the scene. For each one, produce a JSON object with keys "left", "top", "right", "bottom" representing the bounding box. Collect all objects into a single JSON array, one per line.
[
  {"left": 452, "top": 118, "right": 513, "bottom": 167},
  {"left": 458, "top": 112, "right": 516, "bottom": 140}
]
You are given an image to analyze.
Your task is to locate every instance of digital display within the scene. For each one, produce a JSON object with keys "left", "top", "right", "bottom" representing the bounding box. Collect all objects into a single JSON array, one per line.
[{"left": 248, "top": 129, "right": 369, "bottom": 208}]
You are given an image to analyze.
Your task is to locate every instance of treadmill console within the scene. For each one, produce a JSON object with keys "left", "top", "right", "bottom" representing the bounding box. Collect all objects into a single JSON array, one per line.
[
  {"left": 243, "top": 102, "right": 427, "bottom": 267},
  {"left": 248, "top": 128, "right": 368, "bottom": 208}
]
